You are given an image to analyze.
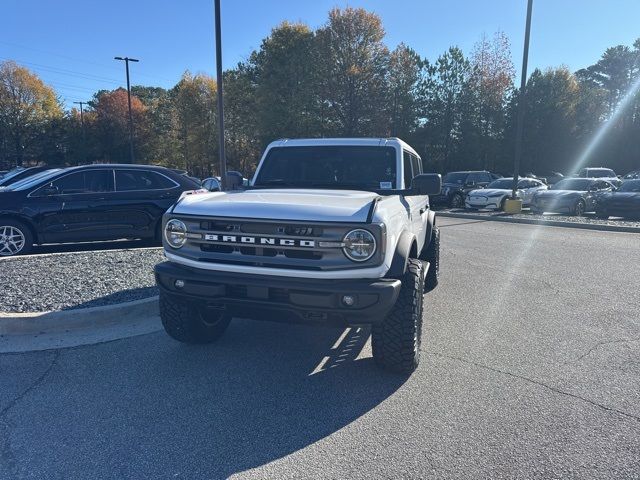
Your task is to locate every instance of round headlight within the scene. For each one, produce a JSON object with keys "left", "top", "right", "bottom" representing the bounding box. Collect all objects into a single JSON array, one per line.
[
  {"left": 342, "top": 229, "right": 376, "bottom": 262},
  {"left": 165, "top": 219, "right": 187, "bottom": 248}
]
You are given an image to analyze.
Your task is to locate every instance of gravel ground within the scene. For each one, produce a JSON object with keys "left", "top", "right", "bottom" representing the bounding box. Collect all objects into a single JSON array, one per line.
[
  {"left": 0, "top": 248, "right": 164, "bottom": 313},
  {"left": 435, "top": 207, "right": 640, "bottom": 228}
]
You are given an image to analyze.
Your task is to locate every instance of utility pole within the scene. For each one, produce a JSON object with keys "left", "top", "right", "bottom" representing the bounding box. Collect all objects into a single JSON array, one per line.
[
  {"left": 73, "top": 101, "right": 87, "bottom": 164},
  {"left": 214, "top": 0, "right": 227, "bottom": 189},
  {"left": 511, "top": 0, "right": 534, "bottom": 201},
  {"left": 114, "top": 56, "right": 139, "bottom": 163}
]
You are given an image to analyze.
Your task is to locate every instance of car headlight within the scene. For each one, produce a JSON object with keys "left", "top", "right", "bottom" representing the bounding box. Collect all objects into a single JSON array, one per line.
[
  {"left": 164, "top": 219, "right": 187, "bottom": 248},
  {"left": 342, "top": 229, "right": 376, "bottom": 262}
]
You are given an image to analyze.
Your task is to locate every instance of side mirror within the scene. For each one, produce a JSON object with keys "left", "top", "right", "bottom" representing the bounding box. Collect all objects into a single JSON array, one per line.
[
  {"left": 42, "top": 184, "right": 59, "bottom": 196},
  {"left": 225, "top": 171, "right": 244, "bottom": 191},
  {"left": 408, "top": 174, "right": 442, "bottom": 196}
]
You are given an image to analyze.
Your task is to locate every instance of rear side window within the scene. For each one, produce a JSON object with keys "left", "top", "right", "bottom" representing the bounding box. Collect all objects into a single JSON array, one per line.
[
  {"left": 403, "top": 151, "right": 413, "bottom": 188},
  {"left": 115, "top": 170, "right": 177, "bottom": 191},
  {"left": 410, "top": 153, "right": 422, "bottom": 177},
  {"left": 49, "top": 170, "right": 114, "bottom": 194}
]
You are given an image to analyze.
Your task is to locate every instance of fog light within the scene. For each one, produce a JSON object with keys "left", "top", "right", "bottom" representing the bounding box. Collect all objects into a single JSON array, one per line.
[
  {"left": 174, "top": 279, "right": 185, "bottom": 289},
  {"left": 342, "top": 295, "right": 356, "bottom": 306}
]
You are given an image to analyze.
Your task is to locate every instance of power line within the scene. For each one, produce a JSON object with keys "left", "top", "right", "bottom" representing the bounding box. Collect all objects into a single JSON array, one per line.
[
  {"left": 0, "top": 57, "right": 122, "bottom": 84},
  {"left": 0, "top": 40, "right": 176, "bottom": 83}
]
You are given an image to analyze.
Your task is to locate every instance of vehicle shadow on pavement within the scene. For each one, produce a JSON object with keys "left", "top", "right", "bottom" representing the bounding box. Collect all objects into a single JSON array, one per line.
[
  {"left": 58, "top": 287, "right": 158, "bottom": 311},
  {"left": 11, "top": 319, "right": 408, "bottom": 478}
]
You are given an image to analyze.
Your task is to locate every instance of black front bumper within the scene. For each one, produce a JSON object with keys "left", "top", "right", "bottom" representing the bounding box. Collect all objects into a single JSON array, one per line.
[{"left": 154, "top": 262, "right": 401, "bottom": 326}]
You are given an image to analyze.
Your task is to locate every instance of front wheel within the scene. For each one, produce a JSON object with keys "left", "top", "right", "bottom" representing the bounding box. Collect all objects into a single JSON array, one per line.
[
  {"left": 0, "top": 220, "right": 33, "bottom": 257},
  {"left": 160, "top": 292, "right": 231, "bottom": 344},
  {"left": 450, "top": 193, "right": 464, "bottom": 209},
  {"left": 572, "top": 200, "right": 586, "bottom": 217},
  {"left": 371, "top": 258, "right": 425, "bottom": 374}
]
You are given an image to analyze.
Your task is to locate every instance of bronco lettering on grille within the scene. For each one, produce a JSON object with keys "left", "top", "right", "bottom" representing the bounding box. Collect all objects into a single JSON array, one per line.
[{"left": 203, "top": 234, "right": 316, "bottom": 248}]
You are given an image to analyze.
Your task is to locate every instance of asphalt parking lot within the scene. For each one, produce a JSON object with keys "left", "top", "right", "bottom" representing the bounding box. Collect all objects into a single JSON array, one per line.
[{"left": 1, "top": 217, "right": 639, "bottom": 479}]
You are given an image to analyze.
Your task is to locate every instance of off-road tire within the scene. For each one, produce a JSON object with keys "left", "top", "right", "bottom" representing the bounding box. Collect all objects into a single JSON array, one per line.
[
  {"left": 0, "top": 219, "right": 34, "bottom": 257},
  {"left": 371, "top": 258, "right": 425, "bottom": 374},
  {"left": 450, "top": 193, "right": 464, "bottom": 209},
  {"left": 419, "top": 227, "right": 439, "bottom": 291},
  {"left": 160, "top": 292, "right": 231, "bottom": 344}
]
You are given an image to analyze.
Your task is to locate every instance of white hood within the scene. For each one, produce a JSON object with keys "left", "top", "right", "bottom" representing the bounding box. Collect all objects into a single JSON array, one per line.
[{"left": 171, "top": 189, "right": 379, "bottom": 222}]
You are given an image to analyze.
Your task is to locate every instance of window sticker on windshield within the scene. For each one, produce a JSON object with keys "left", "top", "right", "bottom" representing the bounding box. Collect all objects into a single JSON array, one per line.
[{"left": 380, "top": 181, "right": 392, "bottom": 189}]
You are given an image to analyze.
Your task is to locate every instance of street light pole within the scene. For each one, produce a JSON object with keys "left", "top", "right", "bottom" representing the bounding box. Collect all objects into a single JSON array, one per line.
[
  {"left": 214, "top": 0, "right": 227, "bottom": 189},
  {"left": 73, "top": 101, "right": 87, "bottom": 164},
  {"left": 511, "top": 0, "right": 534, "bottom": 200},
  {"left": 114, "top": 56, "right": 139, "bottom": 163}
]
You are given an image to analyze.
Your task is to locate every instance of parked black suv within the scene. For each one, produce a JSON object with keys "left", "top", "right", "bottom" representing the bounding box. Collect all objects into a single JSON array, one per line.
[
  {"left": 434, "top": 171, "right": 496, "bottom": 208},
  {"left": 0, "top": 164, "right": 200, "bottom": 256}
]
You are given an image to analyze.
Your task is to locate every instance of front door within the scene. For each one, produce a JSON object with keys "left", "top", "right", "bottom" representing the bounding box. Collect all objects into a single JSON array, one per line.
[{"left": 33, "top": 169, "right": 115, "bottom": 243}]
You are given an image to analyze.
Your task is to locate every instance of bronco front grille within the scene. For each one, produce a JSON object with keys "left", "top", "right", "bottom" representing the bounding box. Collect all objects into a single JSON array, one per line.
[{"left": 170, "top": 216, "right": 385, "bottom": 272}]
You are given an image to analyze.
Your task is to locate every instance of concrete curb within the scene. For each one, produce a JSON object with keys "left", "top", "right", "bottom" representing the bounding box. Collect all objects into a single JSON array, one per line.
[
  {"left": 437, "top": 211, "right": 640, "bottom": 234},
  {"left": 0, "top": 296, "right": 159, "bottom": 336}
]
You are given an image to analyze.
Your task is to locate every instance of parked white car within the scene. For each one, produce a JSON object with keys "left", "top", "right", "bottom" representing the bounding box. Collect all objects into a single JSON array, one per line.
[{"left": 465, "top": 177, "right": 548, "bottom": 210}]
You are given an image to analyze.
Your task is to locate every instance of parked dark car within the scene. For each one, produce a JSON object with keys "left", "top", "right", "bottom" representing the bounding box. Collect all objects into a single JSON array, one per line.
[
  {"left": 0, "top": 166, "right": 52, "bottom": 187},
  {"left": 435, "top": 170, "right": 497, "bottom": 208},
  {"left": 0, "top": 164, "right": 200, "bottom": 256},
  {"left": 595, "top": 179, "right": 640, "bottom": 219},
  {"left": 623, "top": 170, "right": 640, "bottom": 180},
  {"left": 531, "top": 178, "right": 615, "bottom": 216}
]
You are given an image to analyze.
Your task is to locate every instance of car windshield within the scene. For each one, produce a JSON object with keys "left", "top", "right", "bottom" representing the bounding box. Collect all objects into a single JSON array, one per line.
[
  {"left": 4, "top": 169, "right": 62, "bottom": 191},
  {"left": 551, "top": 179, "right": 592, "bottom": 191},
  {"left": 253, "top": 146, "right": 397, "bottom": 190},
  {"left": 619, "top": 180, "right": 640, "bottom": 192},
  {"left": 443, "top": 172, "right": 468, "bottom": 184},
  {"left": 486, "top": 179, "right": 513, "bottom": 189}
]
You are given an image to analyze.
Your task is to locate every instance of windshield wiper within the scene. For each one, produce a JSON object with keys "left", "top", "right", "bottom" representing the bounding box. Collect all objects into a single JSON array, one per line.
[
  {"left": 309, "top": 182, "right": 380, "bottom": 190},
  {"left": 253, "top": 179, "right": 302, "bottom": 187}
]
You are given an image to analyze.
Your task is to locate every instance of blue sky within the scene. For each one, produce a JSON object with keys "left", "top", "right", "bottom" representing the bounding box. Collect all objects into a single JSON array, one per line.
[{"left": 3, "top": 0, "right": 639, "bottom": 108}]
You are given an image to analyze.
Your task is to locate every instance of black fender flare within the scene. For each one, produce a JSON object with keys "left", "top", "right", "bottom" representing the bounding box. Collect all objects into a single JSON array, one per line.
[
  {"left": 386, "top": 230, "right": 418, "bottom": 278},
  {"left": 424, "top": 210, "right": 436, "bottom": 249}
]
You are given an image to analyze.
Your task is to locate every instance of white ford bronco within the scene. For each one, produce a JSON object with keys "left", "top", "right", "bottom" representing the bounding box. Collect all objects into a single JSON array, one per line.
[{"left": 155, "top": 138, "right": 441, "bottom": 373}]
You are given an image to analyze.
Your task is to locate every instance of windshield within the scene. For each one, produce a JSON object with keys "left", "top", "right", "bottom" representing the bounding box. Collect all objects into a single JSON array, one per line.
[
  {"left": 4, "top": 169, "right": 62, "bottom": 191},
  {"left": 619, "top": 180, "right": 640, "bottom": 192},
  {"left": 253, "top": 146, "right": 397, "bottom": 190},
  {"left": 551, "top": 179, "right": 592, "bottom": 191},
  {"left": 443, "top": 172, "right": 468, "bottom": 184},
  {"left": 486, "top": 179, "right": 514, "bottom": 189}
]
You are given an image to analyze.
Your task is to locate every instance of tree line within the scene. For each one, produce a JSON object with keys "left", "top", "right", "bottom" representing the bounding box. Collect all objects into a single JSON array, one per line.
[{"left": 1, "top": 7, "right": 639, "bottom": 177}]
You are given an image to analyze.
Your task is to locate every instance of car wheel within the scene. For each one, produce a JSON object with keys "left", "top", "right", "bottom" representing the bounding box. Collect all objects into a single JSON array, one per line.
[
  {"left": 419, "top": 227, "right": 439, "bottom": 291},
  {"left": 499, "top": 197, "right": 508, "bottom": 211},
  {"left": 573, "top": 200, "right": 586, "bottom": 217},
  {"left": 371, "top": 258, "right": 424, "bottom": 374},
  {"left": 450, "top": 193, "right": 464, "bottom": 208},
  {"left": 160, "top": 292, "right": 231, "bottom": 344},
  {"left": 0, "top": 220, "right": 33, "bottom": 257}
]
